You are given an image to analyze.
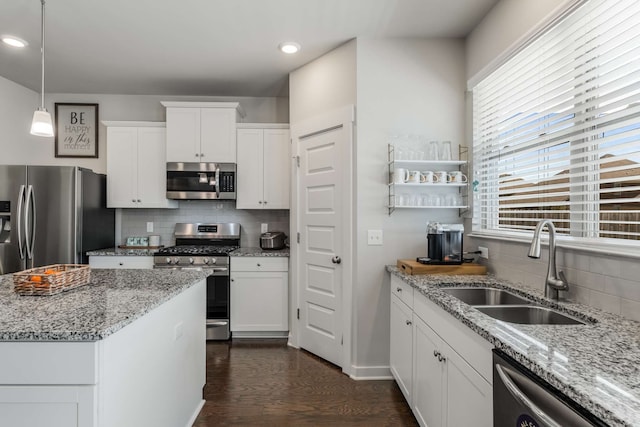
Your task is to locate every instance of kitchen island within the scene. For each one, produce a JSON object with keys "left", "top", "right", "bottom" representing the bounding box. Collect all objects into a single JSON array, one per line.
[{"left": 0, "top": 268, "right": 208, "bottom": 427}]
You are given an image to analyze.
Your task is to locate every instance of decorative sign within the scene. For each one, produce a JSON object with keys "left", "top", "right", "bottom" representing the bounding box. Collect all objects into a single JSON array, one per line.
[{"left": 54, "top": 103, "right": 99, "bottom": 158}]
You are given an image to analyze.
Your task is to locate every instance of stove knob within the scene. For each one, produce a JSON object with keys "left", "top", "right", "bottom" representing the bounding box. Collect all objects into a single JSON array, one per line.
[
  {"left": 165, "top": 257, "right": 172, "bottom": 264},
  {"left": 210, "top": 258, "right": 217, "bottom": 264},
  {"left": 173, "top": 258, "right": 180, "bottom": 265},
  {"left": 203, "top": 258, "right": 210, "bottom": 265},
  {"left": 189, "top": 258, "right": 195, "bottom": 264}
]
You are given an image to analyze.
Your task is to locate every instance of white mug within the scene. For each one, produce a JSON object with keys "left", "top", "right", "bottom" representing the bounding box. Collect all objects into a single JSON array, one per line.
[
  {"left": 450, "top": 171, "right": 468, "bottom": 183},
  {"left": 408, "top": 170, "right": 421, "bottom": 183},
  {"left": 393, "top": 168, "right": 409, "bottom": 184},
  {"left": 421, "top": 171, "right": 436, "bottom": 183},
  {"left": 435, "top": 171, "right": 450, "bottom": 183}
]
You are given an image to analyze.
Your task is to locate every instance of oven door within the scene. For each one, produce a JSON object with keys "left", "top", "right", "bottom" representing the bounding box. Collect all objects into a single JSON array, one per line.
[{"left": 206, "top": 268, "right": 230, "bottom": 340}]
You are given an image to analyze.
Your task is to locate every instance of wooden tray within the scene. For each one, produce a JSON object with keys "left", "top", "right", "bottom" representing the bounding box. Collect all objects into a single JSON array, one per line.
[
  {"left": 397, "top": 259, "right": 487, "bottom": 275},
  {"left": 13, "top": 264, "right": 91, "bottom": 296}
]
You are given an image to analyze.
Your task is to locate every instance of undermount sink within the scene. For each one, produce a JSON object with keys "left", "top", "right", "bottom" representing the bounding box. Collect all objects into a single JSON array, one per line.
[
  {"left": 441, "top": 287, "right": 534, "bottom": 306},
  {"left": 475, "top": 305, "right": 587, "bottom": 325}
]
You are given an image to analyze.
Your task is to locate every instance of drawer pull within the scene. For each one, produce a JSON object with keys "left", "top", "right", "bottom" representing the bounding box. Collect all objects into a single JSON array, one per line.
[
  {"left": 119, "top": 262, "right": 124, "bottom": 266},
  {"left": 406, "top": 320, "right": 412, "bottom": 326},
  {"left": 257, "top": 263, "right": 261, "bottom": 267},
  {"left": 396, "top": 287, "right": 402, "bottom": 292}
]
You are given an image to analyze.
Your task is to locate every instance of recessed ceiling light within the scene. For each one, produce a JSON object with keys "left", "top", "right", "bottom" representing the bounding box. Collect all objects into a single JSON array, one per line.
[
  {"left": 1, "top": 35, "right": 28, "bottom": 48},
  {"left": 278, "top": 42, "right": 300, "bottom": 54}
]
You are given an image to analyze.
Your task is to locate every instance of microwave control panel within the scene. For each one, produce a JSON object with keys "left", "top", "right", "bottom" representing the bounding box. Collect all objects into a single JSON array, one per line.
[{"left": 219, "top": 172, "right": 235, "bottom": 192}]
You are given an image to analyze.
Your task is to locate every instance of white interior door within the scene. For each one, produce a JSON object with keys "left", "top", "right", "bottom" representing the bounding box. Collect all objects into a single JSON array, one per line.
[{"left": 294, "top": 107, "right": 353, "bottom": 368}]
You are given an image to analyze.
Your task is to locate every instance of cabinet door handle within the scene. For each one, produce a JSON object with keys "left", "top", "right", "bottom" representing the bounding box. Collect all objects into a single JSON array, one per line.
[
  {"left": 195, "top": 153, "right": 200, "bottom": 157},
  {"left": 257, "top": 263, "right": 261, "bottom": 267},
  {"left": 231, "top": 278, "right": 234, "bottom": 282},
  {"left": 433, "top": 350, "right": 440, "bottom": 358},
  {"left": 119, "top": 262, "right": 124, "bottom": 266},
  {"left": 132, "top": 199, "right": 136, "bottom": 203},
  {"left": 259, "top": 201, "right": 263, "bottom": 204},
  {"left": 137, "top": 199, "right": 141, "bottom": 203},
  {"left": 438, "top": 355, "right": 446, "bottom": 363},
  {"left": 200, "top": 153, "right": 204, "bottom": 157},
  {"left": 396, "top": 287, "right": 402, "bottom": 292},
  {"left": 405, "top": 320, "right": 412, "bottom": 326},
  {"left": 263, "top": 200, "right": 267, "bottom": 205}
]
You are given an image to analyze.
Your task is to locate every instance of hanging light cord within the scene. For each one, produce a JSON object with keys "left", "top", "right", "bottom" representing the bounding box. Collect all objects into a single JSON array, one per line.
[{"left": 39, "top": 0, "right": 46, "bottom": 109}]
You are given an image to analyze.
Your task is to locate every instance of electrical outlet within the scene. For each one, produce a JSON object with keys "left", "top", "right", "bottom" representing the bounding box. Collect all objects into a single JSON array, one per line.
[
  {"left": 261, "top": 223, "right": 268, "bottom": 233},
  {"left": 367, "top": 229, "right": 383, "bottom": 245},
  {"left": 479, "top": 246, "right": 489, "bottom": 259},
  {"left": 146, "top": 222, "right": 153, "bottom": 232}
]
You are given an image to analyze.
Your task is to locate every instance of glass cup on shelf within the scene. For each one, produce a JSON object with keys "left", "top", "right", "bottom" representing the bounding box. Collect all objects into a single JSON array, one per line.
[
  {"left": 428, "top": 141, "right": 439, "bottom": 161},
  {"left": 440, "top": 141, "right": 452, "bottom": 161}
]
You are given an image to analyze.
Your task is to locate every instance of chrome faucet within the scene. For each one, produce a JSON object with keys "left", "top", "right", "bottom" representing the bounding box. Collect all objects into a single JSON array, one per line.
[{"left": 528, "top": 219, "right": 569, "bottom": 300}]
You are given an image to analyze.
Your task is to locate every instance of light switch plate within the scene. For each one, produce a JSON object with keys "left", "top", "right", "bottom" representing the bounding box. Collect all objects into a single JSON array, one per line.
[
  {"left": 261, "top": 223, "right": 268, "bottom": 233},
  {"left": 367, "top": 229, "right": 383, "bottom": 245},
  {"left": 146, "top": 222, "right": 153, "bottom": 232}
]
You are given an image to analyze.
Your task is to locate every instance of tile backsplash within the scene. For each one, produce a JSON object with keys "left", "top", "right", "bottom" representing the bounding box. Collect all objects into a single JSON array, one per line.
[
  {"left": 119, "top": 200, "right": 290, "bottom": 248},
  {"left": 468, "top": 236, "right": 640, "bottom": 322}
]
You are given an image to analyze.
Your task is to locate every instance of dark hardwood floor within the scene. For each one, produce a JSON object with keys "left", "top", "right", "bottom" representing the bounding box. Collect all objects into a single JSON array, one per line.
[{"left": 192, "top": 339, "right": 418, "bottom": 426}]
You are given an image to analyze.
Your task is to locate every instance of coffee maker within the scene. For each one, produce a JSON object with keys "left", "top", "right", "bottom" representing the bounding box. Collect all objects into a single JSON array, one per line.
[{"left": 422, "top": 222, "right": 464, "bottom": 265}]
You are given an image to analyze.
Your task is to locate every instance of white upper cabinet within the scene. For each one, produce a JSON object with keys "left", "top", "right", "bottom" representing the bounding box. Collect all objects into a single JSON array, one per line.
[
  {"left": 162, "top": 102, "right": 244, "bottom": 163},
  {"left": 236, "top": 124, "right": 290, "bottom": 209},
  {"left": 104, "top": 121, "right": 178, "bottom": 209}
]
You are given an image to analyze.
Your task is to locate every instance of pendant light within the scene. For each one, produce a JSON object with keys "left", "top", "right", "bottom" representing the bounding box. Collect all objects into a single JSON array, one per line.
[{"left": 30, "top": 0, "right": 54, "bottom": 137}]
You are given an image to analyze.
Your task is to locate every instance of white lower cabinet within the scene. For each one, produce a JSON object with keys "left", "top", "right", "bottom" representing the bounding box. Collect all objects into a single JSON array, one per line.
[
  {"left": 0, "top": 385, "right": 95, "bottom": 427},
  {"left": 230, "top": 257, "right": 289, "bottom": 337},
  {"left": 88, "top": 256, "right": 153, "bottom": 269},
  {"left": 390, "top": 293, "right": 414, "bottom": 403},
  {"left": 390, "top": 275, "right": 493, "bottom": 427}
]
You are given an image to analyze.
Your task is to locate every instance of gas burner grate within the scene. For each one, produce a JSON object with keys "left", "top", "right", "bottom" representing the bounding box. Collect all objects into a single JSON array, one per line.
[{"left": 157, "top": 245, "right": 239, "bottom": 256}]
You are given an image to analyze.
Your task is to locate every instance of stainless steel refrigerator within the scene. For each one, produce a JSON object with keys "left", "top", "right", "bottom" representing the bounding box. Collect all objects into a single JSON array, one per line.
[{"left": 0, "top": 166, "right": 114, "bottom": 274}]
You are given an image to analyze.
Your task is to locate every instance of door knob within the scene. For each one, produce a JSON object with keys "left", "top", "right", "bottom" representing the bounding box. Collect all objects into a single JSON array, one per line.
[{"left": 332, "top": 256, "right": 341, "bottom": 264}]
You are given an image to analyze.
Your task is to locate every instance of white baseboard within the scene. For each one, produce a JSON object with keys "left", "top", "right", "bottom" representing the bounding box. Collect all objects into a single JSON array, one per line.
[
  {"left": 186, "top": 399, "right": 205, "bottom": 427},
  {"left": 348, "top": 365, "right": 393, "bottom": 380},
  {"left": 232, "top": 331, "right": 288, "bottom": 339}
]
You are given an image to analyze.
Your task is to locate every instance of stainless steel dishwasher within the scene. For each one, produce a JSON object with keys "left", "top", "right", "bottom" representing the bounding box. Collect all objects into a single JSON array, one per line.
[{"left": 493, "top": 350, "right": 607, "bottom": 427}]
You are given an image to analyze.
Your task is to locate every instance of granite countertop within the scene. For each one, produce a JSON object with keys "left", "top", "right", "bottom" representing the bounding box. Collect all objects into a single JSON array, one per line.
[
  {"left": 86, "top": 247, "right": 160, "bottom": 256},
  {"left": 387, "top": 266, "right": 640, "bottom": 427},
  {"left": 88, "top": 247, "right": 290, "bottom": 257},
  {"left": 0, "top": 269, "right": 208, "bottom": 341},
  {"left": 230, "top": 247, "right": 290, "bottom": 257}
]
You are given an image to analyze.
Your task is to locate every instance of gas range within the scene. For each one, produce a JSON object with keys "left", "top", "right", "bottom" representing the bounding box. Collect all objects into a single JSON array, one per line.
[{"left": 153, "top": 223, "right": 240, "bottom": 269}]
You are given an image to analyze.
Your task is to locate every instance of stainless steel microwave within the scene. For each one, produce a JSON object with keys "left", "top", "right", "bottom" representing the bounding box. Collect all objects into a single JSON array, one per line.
[{"left": 166, "top": 162, "right": 236, "bottom": 200}]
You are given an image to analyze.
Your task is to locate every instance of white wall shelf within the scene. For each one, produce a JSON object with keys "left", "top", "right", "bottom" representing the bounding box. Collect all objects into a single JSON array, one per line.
[{"left": 387, "top": 144, "right": 470, "bottom": 215}]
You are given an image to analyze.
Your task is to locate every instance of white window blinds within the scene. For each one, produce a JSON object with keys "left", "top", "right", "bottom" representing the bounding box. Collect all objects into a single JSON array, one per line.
[{"left": 472, "top": 0, "right": 640, "bottom": 243}]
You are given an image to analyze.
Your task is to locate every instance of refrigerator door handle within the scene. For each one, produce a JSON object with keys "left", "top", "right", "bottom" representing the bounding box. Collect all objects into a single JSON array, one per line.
[
  {"left": 495, "top": 364, "right": 562, "bottom": 427},
  {"left": 25, "top": 185, "right": 36, "bottom": 262},
  {"left": 17, "top": 185, "right": 26, "bottom": 260}
]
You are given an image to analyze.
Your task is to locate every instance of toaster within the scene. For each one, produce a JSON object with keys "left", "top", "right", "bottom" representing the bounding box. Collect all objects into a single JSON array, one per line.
[{"left": 260, "top": 232, "right": 286, "bottom": 250}]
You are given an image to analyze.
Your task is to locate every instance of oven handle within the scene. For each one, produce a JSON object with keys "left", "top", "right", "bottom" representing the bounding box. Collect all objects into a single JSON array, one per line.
[
  {"left": 206, "top": 320, "right": 229, "bottom": 327},
  {"left": 209, "top": 267, "right": 229, "bottom": 275}
]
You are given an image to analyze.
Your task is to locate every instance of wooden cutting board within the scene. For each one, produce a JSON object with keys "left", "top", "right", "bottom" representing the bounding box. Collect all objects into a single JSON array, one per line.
[{"left": 397, "top": 259, "right": 487, "bottom": 275}]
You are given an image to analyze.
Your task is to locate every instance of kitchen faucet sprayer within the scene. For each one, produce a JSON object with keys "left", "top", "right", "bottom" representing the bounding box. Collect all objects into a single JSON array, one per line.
[{"left": 528, "top": 219, "right": 569, "bottom": 300}]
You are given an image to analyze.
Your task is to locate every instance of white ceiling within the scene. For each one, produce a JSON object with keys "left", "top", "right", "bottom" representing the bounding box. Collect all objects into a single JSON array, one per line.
[{"left": 0, "top": 0, "right": 497, "bottom": 97}]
